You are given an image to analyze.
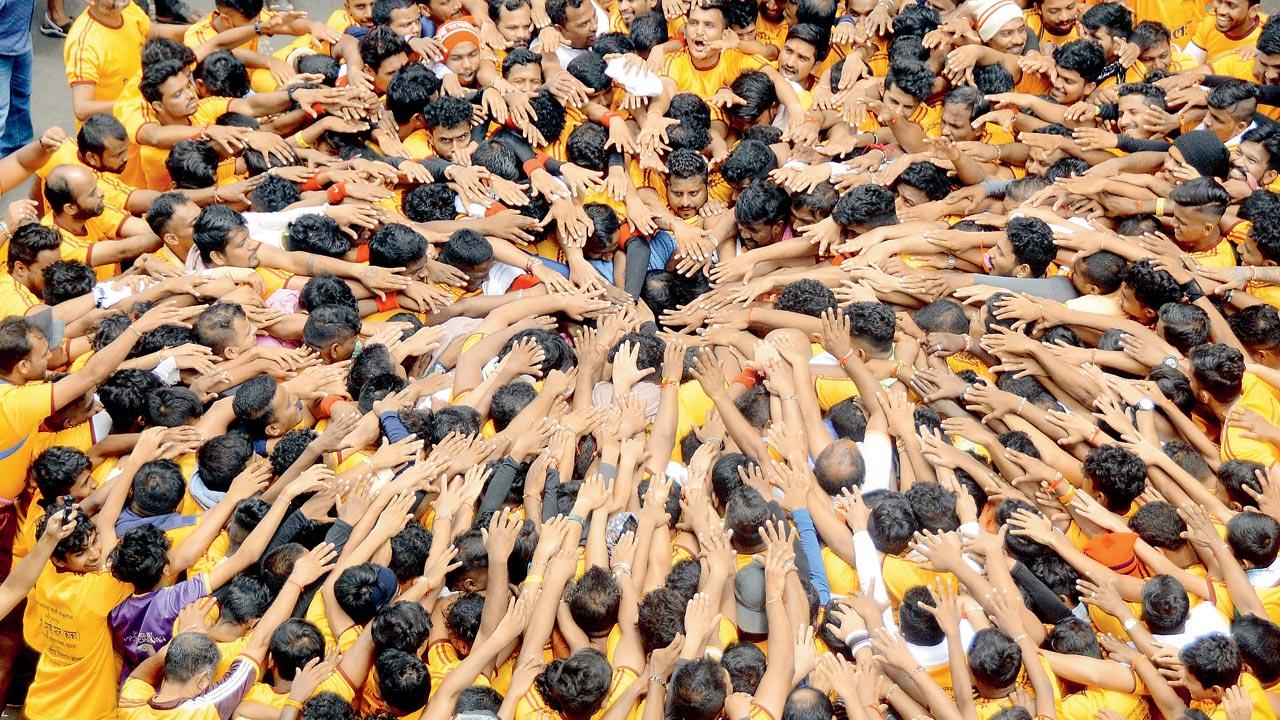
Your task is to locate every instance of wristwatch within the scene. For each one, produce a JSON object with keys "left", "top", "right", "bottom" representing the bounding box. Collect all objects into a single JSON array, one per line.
[
  {"left": 1162, "top": 355, "right": 1179, "bottom": 369},
  {"left": 1136, "top": 398, "right": 1156, "bottom": 412}
]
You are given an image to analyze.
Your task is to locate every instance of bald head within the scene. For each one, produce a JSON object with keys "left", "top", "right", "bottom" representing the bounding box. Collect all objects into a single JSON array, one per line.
[
  {"left": 814, "top": 438, "right": 865, "bottom": 495},
  {"left": 44, "top": 165, "right": 103, "bottom": 221}
]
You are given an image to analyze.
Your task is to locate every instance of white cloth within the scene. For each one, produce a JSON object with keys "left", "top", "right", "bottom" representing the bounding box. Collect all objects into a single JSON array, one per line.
[{"left": 1150, "top": 602, "right": 1231, "bottom": 651}]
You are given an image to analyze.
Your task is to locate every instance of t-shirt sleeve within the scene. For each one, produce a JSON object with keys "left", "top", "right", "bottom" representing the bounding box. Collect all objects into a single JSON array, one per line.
[
  {"left": 196, "top": 656, "right": 262, "bottom": 720},
  {"left": 0, "top": 382, "right": 55, "bottom": 444},
  {"left": 119, "top": 678, "right": 157, "bottom": 703},
  {"left": 65, "top": 37, "right": 102, "bottom": 86},
  {"left": 86, "top": 571, "right": 135, "bottom": 612}
]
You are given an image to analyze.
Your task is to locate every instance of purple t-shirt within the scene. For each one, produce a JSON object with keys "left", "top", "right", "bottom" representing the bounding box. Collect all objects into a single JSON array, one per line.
[{"left": 109, "top": 575, "right": 210, "bottom": 684}]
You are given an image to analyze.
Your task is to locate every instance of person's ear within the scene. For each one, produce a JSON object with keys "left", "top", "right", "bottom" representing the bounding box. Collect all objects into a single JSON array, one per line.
[
  {"left": 1014, "top": 262, "right": 1031, "bottom": 278},
  {"left": 1263, "top": 169, "right": 1279, "bottom": 187},
  {"left": 1197, "top": 389, "right": 1212, "bottom": 406},
  {"left": 223, "top": 344, "right": 241, "bottom": 360},
  {"left": 1083, "top": 81, "right": 1097, "bottom": 98},
  {"left": 267, "top": 420, "right": 282, "bottom": 437},
  {"left": 211, "top": 250, "right": 227, "bottom": 267}
]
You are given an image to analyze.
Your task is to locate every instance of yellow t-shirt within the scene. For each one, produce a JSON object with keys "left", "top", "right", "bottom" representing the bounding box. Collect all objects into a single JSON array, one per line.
[
  {"left": 1059, "top": 687, "right": 1148, "bottom": 720},
  {"left": 1132, "top": 0, "right": 1204, "bottom": 43},
  {"left": 1190, "top": 15, "right": 1265, "bottom": 63},
  {"left": 663, "top": 48, "right": 768, "bottom": 101},
  {"left": 1191, "top": 673, "right": 1277, "bottom": 720},
  {"left": 23, "top": 565, "right": 134, "bottom": 720},
  {"left": 972, "top": 657, "right": 1064, "bottom": 720},
  {"left": 64, "top": 4, "right": 151, "bottom": 109},
  {"left": 515, "top": 665, "right": 638, "bottom": 719},
  {"left": 0, "top": 380, "right": 55, "bottom": 500},
  {"left": 138, "top": 97, "right": 232, "bottom": 191},
  {"left": 1211, "top": 48, "right": 1259, "bottom": 81},
  {"left": 426, "top": 640, "right": 493, "bottom": 689},
  {"left": 1024, "top": 10, "right": 1079, "bottom": 45},
  {"left": 118, "top": 657, "right": 263, "bottom": 720},
  {"left": 0, "top": 273, "right": 41, "bottom": 318},
  {"left": 44, "top": 207, "right": 130, "bottom": 281},
  {"left": 1221, "top": 372, "right": 1280, "bottom": 466},
  {"left": 1189, "top": 237, "right": 1238, "bottom": 269}
]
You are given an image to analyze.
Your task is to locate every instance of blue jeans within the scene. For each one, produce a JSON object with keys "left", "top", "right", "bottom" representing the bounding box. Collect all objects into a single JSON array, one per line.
[{"left": 0, "top": 51, "right": 32, "bottom": 157}]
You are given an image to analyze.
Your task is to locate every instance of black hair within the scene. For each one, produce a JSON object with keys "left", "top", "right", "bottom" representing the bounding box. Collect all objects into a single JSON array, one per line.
[
  {"left": 721, "top": 140, "right": 778, "bottom": 187},
  {"left": 368, "top": 223, "right": 428, "bottom": 268},
  {"left": 1142, "top": 574, "right": 1190, "bottom": 634},
  {"left": 1082, "top": 444, "right": 1147, "bottom": 512},
  {"left": 832, "top": 184, "right": 898, "bottom": 230},
  {"left": 1189, "top": 343, "right": 1246, "bottom": 403},
  {"left": 299, "top": 274, "right": 359, "bottom": 314},
  {"left": 1227, "top": 510, "right": 1280, "bottom": 567},
  {"left": 1129, "top": 501, "right": 1187, "bottom": 550},
  {"left": 535, "top": 648, "right": 613, "bottom": 716},
  {"left": 131, "top": 459, "right": 186, "bottom": 516},
  {"left": 40, "top": 260, "right": 94, "bottom": 306},
  {"left": 387, "top": 63, "right": 438, "bottom": 125},
  {"left": 270, "top": 619, "right": 326, "bottom": 680},
  {"left": 774, "top": 279, "right": 836, "bottom": 318},
  {"left": 1006, "top": 216, "right": 1057, "bottom": 277},
  {"left": 197, "top": 434, "right": 254, "bottom": 493},
  {"left": 1124, "top": 258, "right": 1184, "bottom": 313},
  {"left": 194, "top": 50, "right": 249, "bottom": 97},
  {"left": 1180, "top": 634, "right": 1242, "bottom": 691},
  {"left": 628, "top": 11, "right": 668, "bottom": 52},
  {"left": 1054, "top": 38, "right": 1107, "bottom": 83},
  {"left": 109, "top": 524, "right": 171, "bottom": 591},
  {"left": 403, "top": 182, "right": 459, "bottom": 222},
  {"left": 373, "top": 601, "right": 431, "bottom": 654},
  {"left": 968, "top": 628, "right": 1023, "bottom": 688},
  {"left": 899, "top": 585, "right": 944, "bottom": 645},
  {"left": 1158, "top": 302, "right": 1210, "bottom": 353},
  {"left": 375, "top": 649, "right": 431, "bottom": 714},
  {"left": 359, "top": 25, "right": 411, "bottom": 75},
  {"left": 668, "top": 656, "right": 728, "bottom": 720},
  {"left": 100, "top": 369, "right": 163, "bottom": 430},
  {"left": 1076, "top": 250, "right": 1128, "bottom": 294},
  {"left": 438, "top": 229, "right": 493, "bottom": 269},
  {"left": 166, "top": 140, "right": 219, "bottom": 189}
]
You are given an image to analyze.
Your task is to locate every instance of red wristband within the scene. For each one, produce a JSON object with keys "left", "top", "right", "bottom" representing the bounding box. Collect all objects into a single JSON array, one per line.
[
  {"left": 317, "top": 394, "right": 343, "bottom": 419},
  {"left": 310, "top": 102, "right": 327, "bottom": 117},
  {"left": 522, "top": 153, "right": 551, "bottom": 176},
  {"left": 733, "top": 369, "right": 760, "bottom": 388},
  {"left": 300, "top": 176, "right": 324, "bottom": 192},
  {"left": 375, "top": 291, "right": 399, "bottom": 312},
  {"left": 326, "top": 182, "right": 348, "bottom": 204}
]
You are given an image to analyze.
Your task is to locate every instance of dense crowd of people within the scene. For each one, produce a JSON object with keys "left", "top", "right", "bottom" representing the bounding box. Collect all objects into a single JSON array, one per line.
[{"left": 3, "top": 0, "right": 1280, "bottom": 716}]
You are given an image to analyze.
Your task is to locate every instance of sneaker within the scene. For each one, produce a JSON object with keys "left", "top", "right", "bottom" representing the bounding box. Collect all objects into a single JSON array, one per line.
[{"left": 38, "top": 13, "right": 70, "bottom": 37}]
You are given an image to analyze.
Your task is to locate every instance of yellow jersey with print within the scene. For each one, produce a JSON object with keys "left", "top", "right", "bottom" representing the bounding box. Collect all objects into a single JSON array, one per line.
[
  {"left": 64, "top": 3, "right": 151, "bottom": 110},
  {"left": 23, "top": 565, "right": 134, "bottom": 720},
  {"left": 138, "top": 97, "right": 232, "bottom": 191},
  {"left": 1221, "top": 371, "right": 1280, "bottom": 466},
  {"left": 516, "top": 665, "right": 639, "bottom": 719},
  {"left": 754, "top": 17, "right": 788, "bottom": 49},
  {"left": 1132, "top": 0, "right": 1204, "bottom": 43},
  {"left": 1190, "top": 15, "right": 1265, "bottom": 64}
]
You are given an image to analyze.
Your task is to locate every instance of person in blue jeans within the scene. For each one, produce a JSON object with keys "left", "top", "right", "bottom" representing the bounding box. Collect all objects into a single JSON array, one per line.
[{"left": 0, "top": 0, "right": 33, "bottom": 157}]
